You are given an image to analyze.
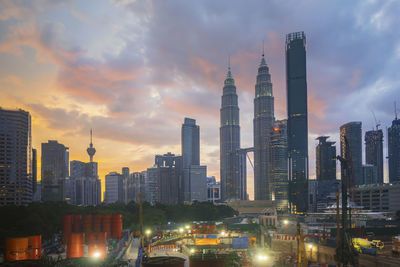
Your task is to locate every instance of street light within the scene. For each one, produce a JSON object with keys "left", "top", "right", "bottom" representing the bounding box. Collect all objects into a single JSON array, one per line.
[
  {"left": 185, "top": 225, "right": 190, "bottom": 230},
  {"left": 308, "top": 244, "right": 313, "bottom": 261},
  {"left": 220, "top": 231, "right": 226, "bottom": 237},
  {"left": 256, "top": 254, "right": 268, "bottom": 262},
  {"left": 283, "top": 220, "right": 289, "bottom": 234}
]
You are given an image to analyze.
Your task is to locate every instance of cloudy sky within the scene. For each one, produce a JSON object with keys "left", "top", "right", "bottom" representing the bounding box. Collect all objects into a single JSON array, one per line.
[{"left": 1, "top": 0, "right": 399, "bottom": 199}]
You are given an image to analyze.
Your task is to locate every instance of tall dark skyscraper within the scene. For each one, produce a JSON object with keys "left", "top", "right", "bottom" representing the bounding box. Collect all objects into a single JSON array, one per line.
[
  {"left": 32, "top": 148, "right": 37, "bottom": 197},
  {"left": 253, "top": 53, "right": 275, "bottom": 200},
  {"left": 0, "top": 108, "right": 33, "bottom": 205},
  {"left": 41, "top": 140, "right": 68, "bottom": 202},
  {"left": 365, "top": 129, "right": 383, "bottom": 184},
  {"left": 270, "top": 120, "right": 288, "bottom": 211},
  {"left": 220, "top": 65, "right": 242, "bottom": 201},
  {"left": 182, "top": 118, "right": 206, "bottom": 202},
  {"left": 316, "top": 136, "right": 336, "bottom": 181},
  {"left": 340, "top": 122, "right": 362, "bottom": 185},
  {"left": 286, "top": 31, "right": 308, "bottom": 213},
  {"left": 388, "top": 116, "right": 400, "bottom": 183},
  {"left": 182, "top": 118, "right": 200, "bottom": 168}
]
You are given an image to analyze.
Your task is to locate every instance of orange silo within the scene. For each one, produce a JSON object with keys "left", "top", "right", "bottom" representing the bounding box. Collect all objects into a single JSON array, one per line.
[
  {"left": 88, "top": 232, "right": 107, "bottom": 259},
  {"left": 83, "top": 214, "right": 93, "bottom": 236},
  {"left": 63, "top": 215, "right": 73, "bottom": 240},
  {"left": 27, "top": 235, "right": 41, "bottom": 260},
  {"left": 102, "top": 214, "right": 112, "bottom": 239},
  {"left": 111, "top": 214, "right": 123, "bottom": 240},
  {"left": 66, "top": 233, "right": 85, "bottom": 258},
  {"left": 72, "top": 214, "right": 82, "bottom": 233},
  {"left": 5, "top": 237, "right": 28, "bottom": 261},
  {"left": 93, "top": 214, "right": 102, "bottom": 232}
]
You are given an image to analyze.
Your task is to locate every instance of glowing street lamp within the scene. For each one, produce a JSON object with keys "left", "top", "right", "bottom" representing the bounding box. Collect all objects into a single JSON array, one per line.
[
  {"left": 283, "top": 219, "right": 289, "bottom": 234},
  {"left": 308, "top": 244, "right": 313, "bottom": 260},
  {"left": 256, "top": 254, "right": 269, "bottom": 262},
  {"left": 185, "top": 225, "right": 190, "bottom": 230},
  {"left": 220, "top": 231, "right": 226, "bottom": 237}
]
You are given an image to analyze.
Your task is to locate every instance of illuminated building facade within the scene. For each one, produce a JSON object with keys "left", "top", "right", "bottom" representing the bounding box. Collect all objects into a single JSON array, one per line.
[
  {"left": 269, "top": 120, "right": 288, "bottom": 211},
  {"left": 365, "top": 129, "right": 383, "bottom": 184},
  {"left": 220, "top": 66, "right": 242, "bottom": 201},
  {"left": 0, "top": 108, "right": 32, "bottom": 205},
  {"left": 253, "top": 53, "right": 275, "bottom": 200},
  {"left": 286, "top": 31, "right": 309, "bottom": 213}
]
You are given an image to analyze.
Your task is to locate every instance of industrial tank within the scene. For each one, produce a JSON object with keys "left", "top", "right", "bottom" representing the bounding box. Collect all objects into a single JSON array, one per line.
[
  {"left": 72, "top": 214, "right": 83, "bottom": 233},
  {"left": 111, "top": 214, "right": 123, "bottom": 240},
  {"left": 88, "top": 232, "right": 107, "bottom": 259},
  {"left": 66, "top": 233, "right": 85, "bottom": 258},
  {"left": 5, "top": 237, "right": 28, "bottom": 261},
  {"left": 83, "top": 214, "right": 93, "bottom": 236},
  {"left": 102, "top": 214, "right": 112, "bottom": 239},
  {"left": 63, "top": 215, "right": 73, "bottom": 240},
  {"left": 27, "top": 235, "right": 41, "bottom": 260},
  {"left": 93, "top": 214, "right": 102, "bottom": 232}
]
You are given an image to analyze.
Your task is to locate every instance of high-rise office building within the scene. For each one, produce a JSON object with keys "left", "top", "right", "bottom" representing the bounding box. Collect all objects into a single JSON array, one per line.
[
  {"left": 41, "top": 140, "right": 68, "bottom": 202},
  {"left": 220, "top": 65, "right": 242, "bottom": 201},
  {"left": 105, "top": 172, "right": 124, "bottom": 204},
  {"left": 32, "top": 148, "right": 37, "bottom": 197},
  {"left": 270, "top": 120, "right": 288, "bottom": 211},
  {"left": 286, "top": 31, "right": 309, "bottom": 213},
  {"left": 340, "top": 122, "right": 362, "bottom": 185},
  {"left": 316, "top": 136, "right": 336, "bottom": 181},
  {"left": 155, "top": 152, "right": 183, "bottom": 205},
  {"left": 388, "top": 117, "right": 400, "bottom": 183},
  {"left": 0, "top": 108, "right": 33, "bottom": 205},
  {"left": 182, "top": 118, "right": 200, "bottom": 168},
  {"left": 146, "top": 167, "right": 159, "bottom": 204},
  {"left": 253, "top": 52, "right": 275, "bottom": 200},
  {"left": 207, "top": 177, "right": 221, "bottom": 202},
  {"left": 365, "top": 129, "right": 383, "bottom": 184},
  {"left": 362, "top": 164, "right": 378, "bottom": 184},
  {"left": 122, "top": 167, "right": 130, "bottom": 179},
  {"left": 125, "top": 172, "right": 146, "bottom": 203},
  {"left": 181, "top": 118, "right": 207, "bottom": 202}
]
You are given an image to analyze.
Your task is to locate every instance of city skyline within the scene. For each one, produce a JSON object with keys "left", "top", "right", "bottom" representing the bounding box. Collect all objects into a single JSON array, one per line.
[{"left": 1, "top": 1, "right": 400, "bottom": 199}]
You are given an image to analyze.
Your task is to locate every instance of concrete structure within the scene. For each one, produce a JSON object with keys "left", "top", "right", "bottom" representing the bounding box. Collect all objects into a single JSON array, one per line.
[
  {"left": 32, "top": 148, "right": 37, "bottom": 198},
  {"left": 340, "top": 122, "right": 362, "bottom": 185},
  {"left": 125, "top": 171, "right": 146, "bottom": 203},
  {"left": 269, "top": 120, "right": 288, "bottom": 211},
  {"left": 286, "top": 31, "right": 309, "bottom": 213},
  {"left": 0, "top": 108, "right": 33, "bottom": 205},
  {"left": 253, "top": 52, "right": 275, "bottom": 200},
  {"left": 207, "top": 177, "right": 221, "bottom": 202},
  {"left": 69, "top": 160, "right": 101, "bottom": 206},
  {"left": 181, "top": 118, "right": 207, "bottom": 202},
  {"left": 353, "top": 182, "right": 400, "bottom": 213},
  {"left": 365, "top": 129, "right": 384, "bottom": 184},
  {"left": 105, "top": 172, "right": 124, "bottom": 204},
  {"left": 362, "top": 164, "right": 378, "bottom": 184},
  {"left": 41, "top": 140, "right": 68, "bottom": 202},
  {"left": 145, "top": 167, "right": 159, "bottom": 204},
  {"left": 227, "top": 200, "right": 275, "bottom": 216},
  {"left": 155, "top": 153, "right": 183, "bottom": 204},
  {"left": 220, "top": 65, "right": 242, "bottom": 201},
  {"left": 316, "top": 136, "right": 336, "bottom": 181},
  {"left": 388, "top": 117, "right": 400, "bottom": 183}
]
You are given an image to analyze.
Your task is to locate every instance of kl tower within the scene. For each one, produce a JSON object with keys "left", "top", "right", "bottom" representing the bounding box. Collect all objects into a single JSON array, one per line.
[{"left": 87, "top": 129, "right": 96, "bottom": 162}]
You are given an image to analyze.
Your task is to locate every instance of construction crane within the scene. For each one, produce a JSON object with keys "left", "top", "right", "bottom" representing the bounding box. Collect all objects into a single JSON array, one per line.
[
  {"left": 335, "top": 137, "right": 359, "bottom": 267},
  {"left": 371, "top": 111, "right": 381, "bottom": 131}
]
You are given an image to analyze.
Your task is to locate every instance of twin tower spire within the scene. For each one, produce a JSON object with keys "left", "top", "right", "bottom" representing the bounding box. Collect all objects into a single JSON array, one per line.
[{"left": 220, "top": 48, "right": 275, "bottom": 201}]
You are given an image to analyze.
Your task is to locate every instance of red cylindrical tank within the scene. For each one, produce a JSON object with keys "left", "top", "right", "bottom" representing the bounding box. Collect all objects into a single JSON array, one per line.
[
  {"left": 88, "top": 232, "right": 107, "bottom": 259},
  {"left": 102, "top": 214, "right": 112, "bottom": 239},
  {"left": 83, "top": 214, "right": 93, "bottom": 235},
  {"left": 5, "top": 237, "right": 28, "bottom": 261},
  {"left": 111, "top": 214, "right": 123, "bottom": 240},
  {"left": 93, "top": 214, "right": 102, "bottom": 232},
  {"left": 66, "top": 233, "right": 85, "bottom": 258},
  {"left": 63, "top": 215, "right": 73, "bottom": 240},
  {"left": 27, "top": 235, "right": 41, "bottom": 260},
  {"left": 72, "top": 214, "right": 83, "bottom": 233}
]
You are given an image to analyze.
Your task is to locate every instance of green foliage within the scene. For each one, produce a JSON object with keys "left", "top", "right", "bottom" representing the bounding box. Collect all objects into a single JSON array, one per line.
[{"left": 0, "top": 201, "right": 237, "bottom": 251}]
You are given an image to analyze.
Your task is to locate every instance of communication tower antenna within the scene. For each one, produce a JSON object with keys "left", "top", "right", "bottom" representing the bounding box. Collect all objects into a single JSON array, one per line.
[{"left": 395, "top": 101, "right": 398, "bottom": 120}]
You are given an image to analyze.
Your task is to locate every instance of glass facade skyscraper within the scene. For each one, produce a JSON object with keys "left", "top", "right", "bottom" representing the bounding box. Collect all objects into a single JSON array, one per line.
[
  {"left": 389, "top": 118, "right": 400, "bottom": 183},
  {"left": 253, "top": 54, "right": 275, "bottom": 200},
  {"left": 220, "top": 66, "right": 242, "bottom": 201},
  {"left": 365, "top": 129, "right": 383, "bottom": 184},
  {"left": 340, "top": 122, "right": 362, "bottom": 185},
  {"left": 286, "top": 31, "right": 309, "bottom": 213},
  {"left": 316, "top": 136, "right": 336, "bottom": 181}
]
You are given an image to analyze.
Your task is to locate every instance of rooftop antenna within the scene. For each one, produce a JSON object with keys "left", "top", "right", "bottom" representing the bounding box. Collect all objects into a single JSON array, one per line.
[
  {"left": 228, "top": 54, "right": 230, "bottom": 70},
  {"left": 262, "top": 39, "right": 265, "bottom": 57},
  {"left": 395, "top": 101, "right": 398, "bottom": 120}
]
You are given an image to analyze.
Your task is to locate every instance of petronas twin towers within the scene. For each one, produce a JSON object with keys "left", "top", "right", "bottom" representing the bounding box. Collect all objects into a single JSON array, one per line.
[{"left": 220, "top": 52, "right": 275, "bottom": 201}]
